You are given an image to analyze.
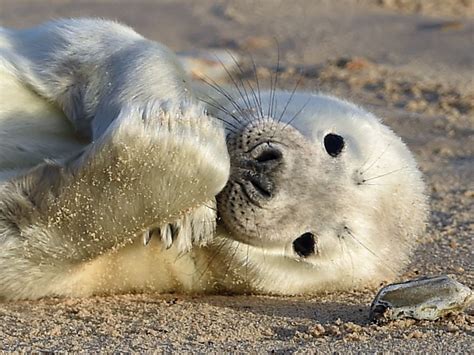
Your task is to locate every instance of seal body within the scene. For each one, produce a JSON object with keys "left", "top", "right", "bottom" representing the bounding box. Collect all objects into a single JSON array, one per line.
[{"left": 0, "top": 19, "right": 427, "bottom": 300}]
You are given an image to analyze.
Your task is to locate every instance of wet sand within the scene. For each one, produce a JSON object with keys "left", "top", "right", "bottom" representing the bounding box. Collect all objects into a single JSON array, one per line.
[{"left": 0, "top": 0, "right": 472, "bottom": 352}]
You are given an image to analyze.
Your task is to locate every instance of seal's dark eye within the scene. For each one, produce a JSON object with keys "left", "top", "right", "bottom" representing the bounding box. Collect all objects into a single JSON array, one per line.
[
  {"left": 324, "top": 133, "right": 345, "bottom": 157},
  {"left": 293, "top": 232, "right": 316, "bottom": 258}
]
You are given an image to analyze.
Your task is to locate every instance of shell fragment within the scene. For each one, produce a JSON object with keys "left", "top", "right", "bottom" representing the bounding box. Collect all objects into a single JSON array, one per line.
[{"left": 369, "top": 275, "right": 473, "bottom": 323}]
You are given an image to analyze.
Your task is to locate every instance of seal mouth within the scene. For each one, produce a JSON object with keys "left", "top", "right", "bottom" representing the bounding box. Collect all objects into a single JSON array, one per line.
[
  {"left": 247, "top": 175, "right": 272, "bottom": 198},
  {"left": 229, "top": 144, "right": 283, "bottom": 206},
  {"left": 229, "top": 171, "right": 276, "bottom": 210},
  {"left": 238, "top": 170, "right": 274, "bottom": 199}
]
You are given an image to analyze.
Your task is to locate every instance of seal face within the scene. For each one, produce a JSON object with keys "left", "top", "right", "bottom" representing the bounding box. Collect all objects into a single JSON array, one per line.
[
  {"left": 209, "top": 91, "right": 428, "bottom": 293},
  {"left": 218, "top": 118, "right": 320, "bottom": 254}
]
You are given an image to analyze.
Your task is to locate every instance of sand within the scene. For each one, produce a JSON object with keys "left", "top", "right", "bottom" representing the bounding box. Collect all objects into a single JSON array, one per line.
[{"left": 0, "top": 0, "right": 472, "bottom": 352}]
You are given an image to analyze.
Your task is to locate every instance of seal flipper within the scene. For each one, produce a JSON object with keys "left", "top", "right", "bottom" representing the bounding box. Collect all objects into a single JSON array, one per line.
[{"left": 0, "top": 104, "right": 229, "bottom": 300}]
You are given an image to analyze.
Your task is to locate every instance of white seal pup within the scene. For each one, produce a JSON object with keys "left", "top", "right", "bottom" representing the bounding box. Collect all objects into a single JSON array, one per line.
[{"left": 0, "top": 19, "right": 427, "bottom": 300}]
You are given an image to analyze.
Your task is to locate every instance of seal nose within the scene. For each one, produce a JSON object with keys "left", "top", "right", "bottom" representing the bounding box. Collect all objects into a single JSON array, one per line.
[
  {"left": 249, "top": 145, "right": 283, "bottom": 173},
  {"left": 253, "top": 147, "right": 282, "bottom": 164},
  {"left": 248, "top": 147, "right": 281, "bottom": 197},
  {"left": 236, "top": 145, "right": 282, "bottom": 202}
]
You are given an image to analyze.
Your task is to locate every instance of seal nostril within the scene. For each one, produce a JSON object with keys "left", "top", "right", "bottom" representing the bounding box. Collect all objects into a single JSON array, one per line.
[
  {"left": 255, "top": 149, "right": 282, "bottom": 163},
  {"left": 293, "top": 232, "right": 316, "bottom": 258}
]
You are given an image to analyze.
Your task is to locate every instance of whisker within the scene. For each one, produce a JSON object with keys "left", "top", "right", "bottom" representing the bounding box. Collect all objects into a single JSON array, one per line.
[
  {"left": 213, "top": 53, "right": 254, "bottom": 120},
  {"left": 267, "top": 64, "right": 274, "bottom": 120},
  {"left": 198, "top": 74, "right": 249, "bottom": 123},
  {"left": 202, "top": 101, "right": 241, "bottom": 130},
  {"left": 222, "top": 241, "right": 240, "bottom": 280},
  {"left": 360, "top": 143, "right": 392, "bottom": 175},
  {"left": 225, "top": 49, "right": 262, "bottom": 121},
  {"left": 202, "top": 202, "right": 218, "bottom": 213},
  {"left": 245, "top": 243, "right": 250, "bottom": 286},
  {"left": 348, "top": 242, "right": 355, "bottom": 287},
  {"left": 198, "top": 97, "right": 241, "bottom": 132},
  {"left": 338, "top": 236, "right": 355, "bottom": 287},
  {"left": 269, "top": 38, "right": 280, "bottom": 120},
  {"left": 277, "top": 75, "right": 303, "bottom": 125},
  {"left": 281, "top": 97, "right": 311, "bottom": 131},
  {"left": 195, "top": 238, "right": 228, "bottom": 280},
  {"left": 344, "top": 227, "right": 398, "bottom": 274},
  {"left": 250, "top": 209, "right": 266, "bottom": 264},
  {"left": 250, "top": 52, "right": 265, "bottom": 119},
  {"left": 362, "top": 166, "right": 409, "bottom": 183}
]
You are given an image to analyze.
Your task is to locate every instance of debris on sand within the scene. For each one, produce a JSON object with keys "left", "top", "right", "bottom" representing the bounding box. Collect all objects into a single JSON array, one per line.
[{"left": 370, "top": 275, "right": 473, "bottom": 323}]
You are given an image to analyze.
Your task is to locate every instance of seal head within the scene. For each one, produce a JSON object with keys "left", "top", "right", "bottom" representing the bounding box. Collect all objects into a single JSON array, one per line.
[{"left": 212, "top": 91, "right": 427, "bottom": 293}]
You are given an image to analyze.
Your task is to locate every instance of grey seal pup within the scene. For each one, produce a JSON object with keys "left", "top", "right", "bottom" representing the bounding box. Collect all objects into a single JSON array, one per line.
[{"left": 0, "top": 19, "right": 427, "bottom": 300}]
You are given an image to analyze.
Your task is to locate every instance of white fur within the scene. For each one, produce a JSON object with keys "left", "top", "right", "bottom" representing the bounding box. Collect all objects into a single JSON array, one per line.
[
  {"left": 0, "top": 19, "right": 427, "bottom": 300},
  {"left": 205, "top": 91, "right": 427, "bottom": 294},
  {"left": 0, "top": 19, "right": 229, "bottom": 300}
]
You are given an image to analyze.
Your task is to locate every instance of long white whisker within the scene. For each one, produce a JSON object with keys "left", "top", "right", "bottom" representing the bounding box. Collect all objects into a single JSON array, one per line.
[
  {"left": 245, "top": 243, "right": 250, "bottom": 286},
  {"left": 363, "top": 166, "right": 409, "bottom": 183},
  {"left": 250, "top": 53, "right": 265, "bottom": 119},
  {"left": 197, "top": 74, "right": 250, "bottom": 123},
  {"left": 196, "top": 238, "right": 228, "bottom": 281},
  {"left": 270, "top": 39, "right": 280, "bottom": 120},
  {"left": 223, "top": 241, "right": 240, "bottom": 280},
  {"left": 360, "top": 143, "right": 392, "bottom": 175},
  {"left": 213, "top": 54, "right": 254, "bottom": 119},
  {"left": 341, "top": 237, "right": 355, "bottom": 287},
  {"left": 281, "top": 97, "right": 311, "bottom": 131},
  {"left": 277, "top": 76, "right": 303, "bottom": 125},
  {"left": 198, "top": 97, "right": 241, "bottom": 132},
  {"left": 226, "top": 49, "right": 262, "bottom": 121},
  {"left": 344, "top": 227, "right": 398, "bottom": 274}
]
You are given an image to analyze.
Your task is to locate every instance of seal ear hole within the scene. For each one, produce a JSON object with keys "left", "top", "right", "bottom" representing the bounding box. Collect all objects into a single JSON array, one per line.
[
  {"left": 324, "top": 133, "right": 345, "bottom": 157},
  {"left": 293, "top": 232, "right": 316, "bottom": 258}
]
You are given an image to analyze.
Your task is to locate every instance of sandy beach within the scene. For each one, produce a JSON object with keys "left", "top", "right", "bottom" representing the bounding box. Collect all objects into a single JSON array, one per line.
[{"left": 0, "top": 0, "right": 472, "bottom": 352}]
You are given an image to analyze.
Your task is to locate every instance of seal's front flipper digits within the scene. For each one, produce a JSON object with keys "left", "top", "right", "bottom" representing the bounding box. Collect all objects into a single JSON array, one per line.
[{"left": 148, "top": 201, "right": 217, "bottom": 251}]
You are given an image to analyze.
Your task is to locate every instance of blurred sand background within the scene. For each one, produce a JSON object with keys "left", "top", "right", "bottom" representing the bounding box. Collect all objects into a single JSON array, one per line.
[{"left": 0, "top": 0, "right": 473, "bottom": 352}]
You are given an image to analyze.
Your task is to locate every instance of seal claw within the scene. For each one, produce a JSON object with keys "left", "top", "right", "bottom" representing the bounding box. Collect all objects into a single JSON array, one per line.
[{"left": 143, "top": 231, "right": 153, "bottom": 246}]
